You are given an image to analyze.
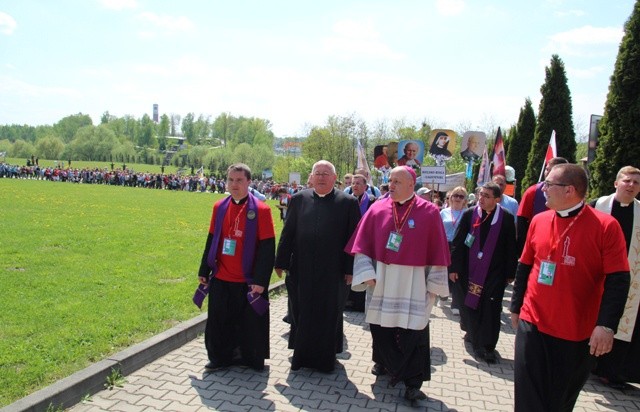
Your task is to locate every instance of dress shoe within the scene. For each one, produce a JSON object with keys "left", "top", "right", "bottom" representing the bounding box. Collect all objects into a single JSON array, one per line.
[
  {"left": 371, "top": 363, "right": 387, "bottom": 376},
  {"left": 204, "top": 361, "right": 226, "bottom": 372},
  {"left": 404, "top": 387, "right": 427, "bottom": 401},
  {"left": 483, "top": 350, "right": 497, "bottom": 364}
]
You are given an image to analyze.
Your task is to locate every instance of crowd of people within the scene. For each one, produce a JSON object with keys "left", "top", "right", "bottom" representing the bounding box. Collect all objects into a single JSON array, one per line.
[
  {"left": 195, "top": 158, "right": 639, "bottom": 408},
  {"left": 6, "top": 157, "right": 638, "bottom": 407},
  {"left": 0, "top": 161, "right": 306, "bottom": 198}
]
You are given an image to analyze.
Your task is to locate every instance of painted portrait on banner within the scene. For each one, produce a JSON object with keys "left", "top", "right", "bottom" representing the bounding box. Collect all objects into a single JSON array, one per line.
[
  {"left": 428, "top": 129, "right": 456, "bottom": 160},
  {"left": 373, "top": 145, "right": 390, "bottom": 169},
  {"left": 396, "top": 140, "right": 425, "bottom": 171},
  {"left": 460, "top": 131, "right": 486, "bottom": 161}
]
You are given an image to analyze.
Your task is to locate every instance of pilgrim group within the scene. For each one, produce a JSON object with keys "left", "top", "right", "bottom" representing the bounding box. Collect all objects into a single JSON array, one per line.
[{"left": 196, "top": 159, "right": 639, "bottom": 409}]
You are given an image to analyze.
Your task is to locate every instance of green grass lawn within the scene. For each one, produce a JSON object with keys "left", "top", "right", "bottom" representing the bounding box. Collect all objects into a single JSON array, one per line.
[{"left": 0, "top": 178, "right": 284, "bottom": 407}]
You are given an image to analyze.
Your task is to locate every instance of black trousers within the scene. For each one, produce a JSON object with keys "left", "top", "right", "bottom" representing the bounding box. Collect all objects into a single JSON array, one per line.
[{"left": 514, "top": 320, "right": 594, "bottom": 412}]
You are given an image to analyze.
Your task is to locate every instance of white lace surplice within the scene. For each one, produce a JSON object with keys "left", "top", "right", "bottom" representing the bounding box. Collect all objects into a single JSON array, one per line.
[{"left": 352, "top": 253, "right": 449, "bottom": 331}]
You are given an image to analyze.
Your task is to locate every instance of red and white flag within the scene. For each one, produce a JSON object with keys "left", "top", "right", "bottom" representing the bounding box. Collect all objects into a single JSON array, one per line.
[
  {"left": 538, "top": 130, "right": 557, "bottom": 182},
  {"left": 491, "top": 127, "right": 506, "bottom": 178}
]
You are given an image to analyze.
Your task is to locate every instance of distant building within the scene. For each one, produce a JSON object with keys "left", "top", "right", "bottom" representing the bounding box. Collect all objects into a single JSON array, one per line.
[{"left": 153, "top": 104, "right": 159, "bottom": 123}]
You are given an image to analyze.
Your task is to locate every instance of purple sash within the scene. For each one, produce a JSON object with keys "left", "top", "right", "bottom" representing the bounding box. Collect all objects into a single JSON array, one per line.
[
  {"left": 465, "top": 206, "right": 503, "bottom": 310},
  {"left": 359, "top": 193, "right": 371, "bottom": 216},
  {"left": 532, "top": 182, "right": 547, "bottom": 216},
  {"left": 193, "top": 193, "right": 267, "bottom": 315}
]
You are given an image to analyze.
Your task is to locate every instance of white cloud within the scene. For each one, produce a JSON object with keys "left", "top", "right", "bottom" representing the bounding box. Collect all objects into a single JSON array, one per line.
[
  {"left": 99, "top": 0, "right": 137, "bottom": 11},
  {"left": 322, "top": 19, "right": 404, "bottom": 60},
  {"left": 0, "top": 75, "right": 81, "bottom": 98},
  {"left": 0, "top": 12, "right": 17, "bottom": 35},
  {"left": 138, "top": 12, "right": 194, "bottom": 32},
  {"left": 545, "top": 25, "right": 623, "bottom": 56},
  {"left": 436, "top": 0, "right": 465, "bottom": 16}
]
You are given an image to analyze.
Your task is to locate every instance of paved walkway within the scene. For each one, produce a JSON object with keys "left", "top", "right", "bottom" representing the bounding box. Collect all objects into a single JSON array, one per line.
[{"left": 69, "top": 288, "right": 640, "bottom": 411}]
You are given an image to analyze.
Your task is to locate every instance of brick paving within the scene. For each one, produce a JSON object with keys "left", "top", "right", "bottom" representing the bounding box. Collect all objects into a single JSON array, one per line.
[{"left": 68, "top": 288, "right": 640, "bottom": 411}]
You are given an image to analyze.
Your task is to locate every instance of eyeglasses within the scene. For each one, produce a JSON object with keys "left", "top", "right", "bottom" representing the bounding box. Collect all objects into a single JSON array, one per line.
[
  {"left": 542, "top": 181, "right": 569, "bottom": 189},
  {"left": 451, "top": 194, "right": 465, "bottom": 199}
]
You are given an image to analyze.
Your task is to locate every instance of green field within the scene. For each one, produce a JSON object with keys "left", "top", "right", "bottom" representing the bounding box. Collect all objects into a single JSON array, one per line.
[{"left": 0, "top": 178, "right": 283, "bottom": 407}]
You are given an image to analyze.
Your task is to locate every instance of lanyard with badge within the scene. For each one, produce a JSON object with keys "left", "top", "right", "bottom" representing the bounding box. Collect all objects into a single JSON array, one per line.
[
  {"left": 464, "top": 209, "right": 492, "bottom": 258},
  {"left": 538, "top": 206, "right": 585, "bottom": 286},
  {"left": 222, "top": 202, "right": 247, "bottom": 256},
  {"left": 386, "top": 196, "right": 416, "bottom": 252}
]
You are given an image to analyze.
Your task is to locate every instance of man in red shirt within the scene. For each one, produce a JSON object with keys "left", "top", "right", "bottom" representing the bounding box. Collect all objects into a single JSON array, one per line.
[
  {"left": 510, "top": 164, "right": 630, "bottom": 411},
  {"left": 197, "top": 163, "right": 275, "bottom": 372}
]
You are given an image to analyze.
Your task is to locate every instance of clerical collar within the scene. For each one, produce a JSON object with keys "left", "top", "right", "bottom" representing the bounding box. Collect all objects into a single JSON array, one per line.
[
  {"left": 614, "top": 198, "right": 632, "bottom": 207},
  {"left": 232, "top": 195, "right": 248, "bottom": 205},
  {"left": 314, "top": 188, "right": 333, "bottom": 198},
  {"left": 556, "top": 201, "right": 584, "bottom": 217},
  {"left": 395, "top": 194, "right": 415, "bottom": 205}
]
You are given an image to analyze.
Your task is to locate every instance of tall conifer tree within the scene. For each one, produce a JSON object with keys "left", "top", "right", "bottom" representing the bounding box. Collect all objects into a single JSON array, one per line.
[
  {"left": 507, "top": 98, "right": 536, "bottom": 200},
  {"left": 589, "top": 1, "right": 640, "bottom": 198},
  {"left": 522, "top": 55, "right": 576, "bottom": 190}
]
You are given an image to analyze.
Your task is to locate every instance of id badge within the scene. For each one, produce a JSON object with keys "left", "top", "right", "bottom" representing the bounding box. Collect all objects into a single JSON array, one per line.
[
  {"left": 222, "top": 238, "right": 237, "bottom": 256},
  {"left": 386, "top": 231, "right": 403, "bottom": 252},
  {"left": 464, "top": 233, "right": 475, "bottom": 248},
  {"left": 537, "top": 260, "right": 556, "bottom": 286}
]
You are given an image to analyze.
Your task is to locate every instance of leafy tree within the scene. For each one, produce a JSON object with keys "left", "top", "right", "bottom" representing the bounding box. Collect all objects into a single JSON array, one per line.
[
  {"left": 169, "top": 114, "right": 181, "bottom": 136},
  {"left": 507, "top": 98, "right": 536, "bottom": 199},
  {"left": 272, "top": 155, "right": 313, "bottom": 183},
  {"left": 252, "top": 144, "right": 275, "bottom": 173},
  {"left": 188, "top": 145, "right": 209, "bottom": 169},
  {"left": 212, "top": 112, "right": 234, "bottom": 147},
  {"left": 182, "top": 113, "right": 196, "bottom": 144},
  {"left": 111, "top": 140, "right": 137, "bottom": 163},
  {"left": 35, "top": 136, "right": 65, "bottom": 160},
  {"left": 233, "top": 143, "right": 255, "bottom": 166},
  {"left": 589, "top": 1, "right": 640, "bottom": 197},
  {"left": 53, "top": 113, "right": 93, "bottom": 143},
  {"left": 0, "top": 125, "right": 37, "bottom": 143},
  {"left": 194, "top": 114, "right": 211, "bottom": 144},
  {"left": 137, "top": 114, "right": 156, "bottom": 147},
  {"left": 101, "top": 111, "right": 116, "bottom": 124},
  {"left": 522, "top": 55, "right": 576, "bottom": 189},
  {"left": 10, "top": 139, "right": 36, "bottom": 158},
  {"left": 157, "top": 114, "right": 170, "bottom": 151}
]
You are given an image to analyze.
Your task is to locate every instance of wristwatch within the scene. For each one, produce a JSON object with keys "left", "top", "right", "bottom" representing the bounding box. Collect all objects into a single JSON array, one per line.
[{"left": 599, "top": 325, "right": 614, "bottom": 334}]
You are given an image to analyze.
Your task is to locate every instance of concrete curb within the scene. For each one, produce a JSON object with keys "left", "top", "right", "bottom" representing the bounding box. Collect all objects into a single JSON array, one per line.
[{"left": 1, "top": 280, "right": 286, "bottom": 412}]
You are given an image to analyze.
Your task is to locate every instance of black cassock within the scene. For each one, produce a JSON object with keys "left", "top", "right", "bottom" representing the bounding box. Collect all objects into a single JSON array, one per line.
[
  {"left": 450, "top": 206, "right": 517, "bottom": 353},
  {"left": 275, "top": 188, "right": 360, "bottom": 372}
]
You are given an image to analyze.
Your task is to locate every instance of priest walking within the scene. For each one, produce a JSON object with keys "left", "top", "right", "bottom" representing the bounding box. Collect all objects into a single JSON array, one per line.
[
  {"left": 449, "top": 181, "right": 517, "bottom": 363},
  {"left": 346, "top": 166, "right": 450, "bottom": 401}
]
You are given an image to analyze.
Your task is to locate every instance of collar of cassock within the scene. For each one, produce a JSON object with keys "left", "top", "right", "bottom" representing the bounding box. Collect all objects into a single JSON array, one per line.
[
  {"left": 232, "top": 195, "right": 248, "bottom": 205},
  {"left": 615, "top": 198, "right": 632, "bottom": 207},
  {"left": 556, "top": 201, "right": 584, "bottom": 217},
  {"left": 395, "top": 193, "right": 415, "bottom": 206}
]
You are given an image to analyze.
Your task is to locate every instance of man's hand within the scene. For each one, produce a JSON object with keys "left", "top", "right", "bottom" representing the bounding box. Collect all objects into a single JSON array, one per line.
[
  {"left": 345, "top": 275, "right": 352, "bottom": 285},
  {"left": 198, "top": 276, "right": 209, "bottom": 286},
  {"left": 589, "top": 326, "right": 614, "bottom": 357},
  {"left": 365, "top": 279, "right": 376, "bottom": 287},
  {"left": 249, "top": 284, "right": 265, "bottom": 295},
  {"left": 510, "top": 313, "right": 519, "bottom": 330},
  {"left": 275, "top": 268, "right": 285, "bottom": 278},
  {"left": 449, "top": 272, "right": 458, "bottom": 282}
]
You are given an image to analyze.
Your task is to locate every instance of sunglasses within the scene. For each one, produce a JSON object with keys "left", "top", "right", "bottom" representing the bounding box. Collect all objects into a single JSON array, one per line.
[{"left": 451, "top": 194, "right": 465, "bottom": 199}]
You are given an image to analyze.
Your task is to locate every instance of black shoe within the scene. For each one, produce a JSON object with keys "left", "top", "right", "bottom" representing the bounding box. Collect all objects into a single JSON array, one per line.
[
  {"left": 204, "top": 361, "right": 226, "bottom": 372},
  {"left": 404, "top": 387, "right": 427, "bottom": 401},
  {"left": 483, "top": 350, "right": 497, "bottom": 364},
  {"left": 371, "top": 363, "right": 387, "bottom": 376},
  {"left": 282, "top": 314, "right": 291, "bottom": 324}
]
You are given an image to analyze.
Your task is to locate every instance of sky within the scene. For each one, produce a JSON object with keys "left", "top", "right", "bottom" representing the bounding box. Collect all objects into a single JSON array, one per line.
[{"left": 0, "top": 0, "right": 636, "bottom": 138}]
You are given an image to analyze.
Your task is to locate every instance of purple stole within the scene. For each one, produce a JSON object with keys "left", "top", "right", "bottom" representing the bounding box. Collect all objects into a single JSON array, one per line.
[
  {"left": 358, "top": 193, "right": 371, "bottom": 216},
  {"left": 465, "top": 206, "right": 503, "bottom": 310},
  {"left": 193, "top": 194, "right": 268, "bottom": 315},
  {"left": 532, "top": 182, "right": 547, "bottom": 216}
]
